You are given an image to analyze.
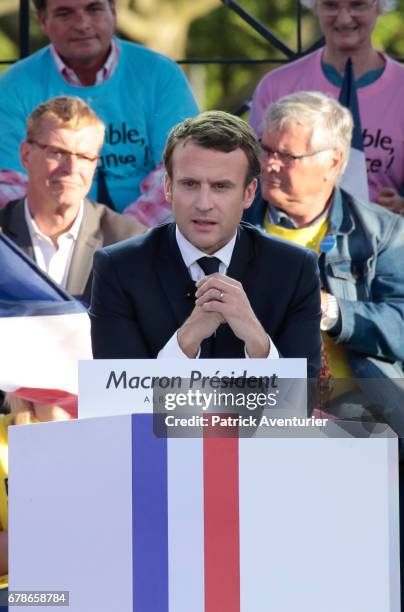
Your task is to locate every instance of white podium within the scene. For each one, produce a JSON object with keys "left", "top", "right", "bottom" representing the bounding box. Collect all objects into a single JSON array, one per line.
[{"left": 8, "top": 414, "right": 400, "bottom": 612}]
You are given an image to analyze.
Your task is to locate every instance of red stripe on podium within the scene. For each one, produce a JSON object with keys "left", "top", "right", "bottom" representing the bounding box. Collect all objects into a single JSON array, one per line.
[{"left": 204, "top": 416, "right": 240, "bottom": 612}]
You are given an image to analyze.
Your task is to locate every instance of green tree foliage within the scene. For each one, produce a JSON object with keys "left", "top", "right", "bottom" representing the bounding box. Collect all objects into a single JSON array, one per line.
[
  {"left": 0, "top": 30, "right": 17, "bottom": 75},
  {"left": 187, "top": 0, "right": 404, "bottom": 111},
  {"left": 187, "top": 0, "right": 316, "bottom": 111},
  {"left": 115, "top": 0, "right": 219, "bottom": 57}
]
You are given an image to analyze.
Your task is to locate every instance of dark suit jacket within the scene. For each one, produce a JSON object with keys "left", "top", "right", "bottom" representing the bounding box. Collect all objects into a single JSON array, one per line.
[
  {"left": 0, "top": 198, "right": 144, "bottom": 304},
  {"left": 90, "top": 222, "right": 322, "bottom": 377}
]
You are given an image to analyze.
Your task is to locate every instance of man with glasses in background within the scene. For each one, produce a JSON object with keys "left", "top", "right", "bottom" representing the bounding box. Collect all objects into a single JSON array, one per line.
[
  {"left": 0, "top": 96, "right": 144, "bottom": 305},
  {"left": 246, "top": 91, "right": 404, "bottom": 431}
]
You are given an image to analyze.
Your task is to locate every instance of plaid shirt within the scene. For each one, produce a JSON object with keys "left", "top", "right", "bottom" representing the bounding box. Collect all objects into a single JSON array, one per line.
[{"left": 0, "top": 42, "right": 171, "bottom": 228}]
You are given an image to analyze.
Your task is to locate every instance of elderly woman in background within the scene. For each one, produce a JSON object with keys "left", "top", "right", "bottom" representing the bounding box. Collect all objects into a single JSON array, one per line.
[
  {"left": 249, "top": 0, "right": 404, "bottom": 213},
  {"left": 0, "top": 395, "right": 72, "bottom": 603}
]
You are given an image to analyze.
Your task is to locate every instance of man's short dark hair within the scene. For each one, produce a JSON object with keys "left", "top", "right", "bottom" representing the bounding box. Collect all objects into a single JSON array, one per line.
[
  {"left": 163, "top": 110, "right": 261, "bottom": 187},
  {"left": 32, "top": 0, "right": 114, "bottom": 13}
]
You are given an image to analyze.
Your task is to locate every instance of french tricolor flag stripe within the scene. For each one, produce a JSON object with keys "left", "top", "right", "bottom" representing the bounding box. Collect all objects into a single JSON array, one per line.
[
  {"left": 1, "top": 313, "right": 91, "bottom": 392},
  {"left": 131, "top": 415, "right": 241, "bottom": 612},
  {"left": 168, "top": 437, "right": 204, "bottom": 611},
  {"left": 1, "top": 232, "right": 71, "bottom": 305},
  {"left": 0, "top": 233, "right": 92, "bottom": 412},
  {"left": 8, "top": 387, "right": 77, "bottom": 410},
  {"left": 131, "top": 415, "right": 169, "bottom": 611},
  {"left": 204, "top": 427, "right": 240, "bottom": 611}
]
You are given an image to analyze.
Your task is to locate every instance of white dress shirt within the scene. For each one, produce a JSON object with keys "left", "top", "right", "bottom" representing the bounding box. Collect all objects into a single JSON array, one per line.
[
  {"left": 158, "top": 227, "right": 279, "bottom": 359},
  {"left": 24, "top": 199, "right": 84, "bottom": 289}
]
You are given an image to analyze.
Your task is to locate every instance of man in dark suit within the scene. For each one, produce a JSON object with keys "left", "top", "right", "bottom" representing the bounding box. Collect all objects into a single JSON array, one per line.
[
  {"left": 0, "top": 96, "right": 144, "bottom": 304},
  {"left": 90, "top": 111, "right": 322, "bottom": 377}
]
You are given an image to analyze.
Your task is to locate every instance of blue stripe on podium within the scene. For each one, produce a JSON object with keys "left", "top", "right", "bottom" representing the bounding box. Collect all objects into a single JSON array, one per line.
[{"left": 131, "top": 414, "right": 169, "bottom": 611}]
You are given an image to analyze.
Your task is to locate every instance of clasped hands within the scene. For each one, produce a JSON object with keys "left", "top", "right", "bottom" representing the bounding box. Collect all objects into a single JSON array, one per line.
[{"left": 177, "top": 272, "right": 269, "bottom": 358}]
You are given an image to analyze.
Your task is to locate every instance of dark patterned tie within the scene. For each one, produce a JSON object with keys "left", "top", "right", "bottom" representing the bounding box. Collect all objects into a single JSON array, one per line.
[
  {"left": 197, "top": 256, "right": 221, "bottom": 276},
  {"left": 196, "top": 256, "right": 221, "bottom": 357}
]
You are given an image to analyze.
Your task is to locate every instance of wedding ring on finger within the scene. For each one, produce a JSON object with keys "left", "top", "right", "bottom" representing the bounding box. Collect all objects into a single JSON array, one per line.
[{"left": 219, "top": 291, "right": 225, "bottom": 301}]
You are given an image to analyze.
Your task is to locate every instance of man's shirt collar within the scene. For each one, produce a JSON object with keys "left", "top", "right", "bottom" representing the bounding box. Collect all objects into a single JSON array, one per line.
[
  {"left": 175, "top": 226, "right": 236, "bottom": 271},
  {"left": 50, "top": 38, "right": 119, "bottom": 87},
  {"left": 24, "top": 198, "right": 84, "bottom": 242},
  {"left": 266, "top": 190, "right": 337, "bottom": 229}
]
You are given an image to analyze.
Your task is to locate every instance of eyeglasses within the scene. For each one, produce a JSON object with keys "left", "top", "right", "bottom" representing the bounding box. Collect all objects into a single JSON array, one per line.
[
  {"left": 259, "top": 141, "right": 331, "bottom": 166},
  {"left": 27, "top": 140, "right": 99, "bottom": 166},
  {"left": 316, "top": 0, "right": 377, "bottom": 16}
]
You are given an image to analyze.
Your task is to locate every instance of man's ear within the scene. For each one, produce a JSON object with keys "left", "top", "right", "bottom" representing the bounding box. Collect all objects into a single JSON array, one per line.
[
  {"left": 164, "top": 172, "right": 173, "bottom": 203},
  {"left": 20, "top": 141, "right": 31, "bottom": 171},
  {"left": 243, "top": 178, "right": 258, "bottom": 210},
  {"left": 110, "top": 0, "right": 117, "bottom": 20},
  {"left": 37, "top": 10, "right": 49, "bottom": 37},
  {"left": 325, "top": 149, "right": 345, "bottom": 183}
]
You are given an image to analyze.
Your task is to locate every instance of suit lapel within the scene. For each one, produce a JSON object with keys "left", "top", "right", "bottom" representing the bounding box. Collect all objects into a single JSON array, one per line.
[
  {"left": 1, "top": 199, "right": 35, "bottom": 259},
  {"left": 66, "top": 200, "right": 103, "bottom": 297},
  {"left": 157, "top": 224, "right": 195, "bottom": 329},
  {"left": 227, "top": 225, "right": 254, "bottom": 281}
]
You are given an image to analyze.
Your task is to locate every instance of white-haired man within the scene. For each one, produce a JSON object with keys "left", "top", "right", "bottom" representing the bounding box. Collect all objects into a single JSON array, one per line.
[{"left": 245, "top": 91, "right": 404, "bottom": 429}]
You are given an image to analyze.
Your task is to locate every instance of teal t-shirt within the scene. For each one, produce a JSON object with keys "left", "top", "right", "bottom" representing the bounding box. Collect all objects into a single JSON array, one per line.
[{"left": 0, "top": 39, "right": 198, "bottom": 212}]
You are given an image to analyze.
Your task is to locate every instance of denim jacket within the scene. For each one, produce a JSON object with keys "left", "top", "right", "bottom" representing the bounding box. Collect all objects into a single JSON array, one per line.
[{"left": 245, "top": 188, "right": 404, "bottom": 384}]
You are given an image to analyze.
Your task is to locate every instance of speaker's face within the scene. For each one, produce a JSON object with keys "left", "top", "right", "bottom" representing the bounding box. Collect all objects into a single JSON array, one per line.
[{"left": 164, "top": 141, "right": 256, "bottom": 255}]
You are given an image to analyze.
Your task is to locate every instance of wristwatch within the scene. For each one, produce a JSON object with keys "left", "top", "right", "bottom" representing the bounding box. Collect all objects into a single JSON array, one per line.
[{"left": 320, "top": 293, "right": 339, "bottom": 331}]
